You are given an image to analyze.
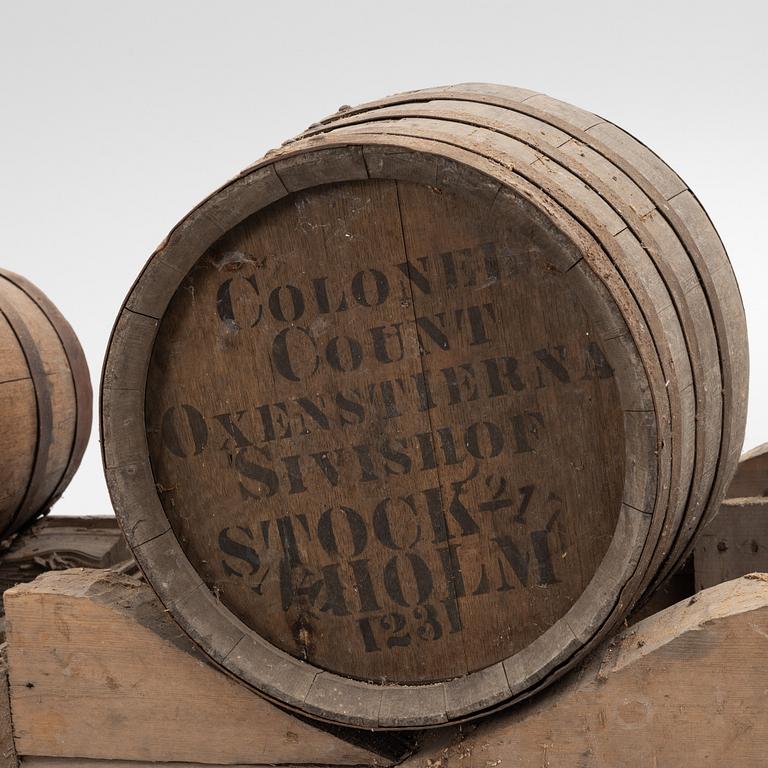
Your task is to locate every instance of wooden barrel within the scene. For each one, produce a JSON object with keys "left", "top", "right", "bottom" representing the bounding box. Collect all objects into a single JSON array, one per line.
[
  {"left": 0, "top": 269, "right": 91, "bottom": 538},
  {"left": 101, "top": 84, "right": 748, "bottom": 729}
]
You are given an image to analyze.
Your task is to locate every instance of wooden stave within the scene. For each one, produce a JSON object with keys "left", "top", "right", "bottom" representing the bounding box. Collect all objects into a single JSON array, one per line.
[
  {"left": 297, "top": 99, "right": 722, "bottom": 575},
  {"left": 296, "top": 110, "right": 714, "bottom": 594},
  {"left": 470, "top": 86, "right": 745, "bottom": 587},
  {"left": 305, "top": 84, "right": 748, "bottom": 587},
  {"left": 0, "top": 270, "right": 93, "bottom": 516},
  {"left": 296, "top": 117, "right": 697, "bottom": 603},
  {"left": 0, "top": 270, "right": 91, "bottom": 537},
  {"left": 102, "top": 88, "right": 752, "bottom": 728},
  {"left": 101, "top": 136, "right": 677, "bottom": 728}
]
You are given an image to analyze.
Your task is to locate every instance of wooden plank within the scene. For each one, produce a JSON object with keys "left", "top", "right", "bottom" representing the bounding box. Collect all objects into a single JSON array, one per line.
[
  {"left": 400, "top": 574, "right": 768, "bottom": 768},
  {"left": 0, "top": 516, "right": 131, "bottom": 600},
  {"left": 3, "top": 569, "right": 397, "bottom": 766},
  {"left": 21, "top": 760, "right": 367, "bottom": 768},
  {"left": 0, "top": 647, "right": 17, "bottom": 768},
  {"left": 695, "top": 498, "right": 768, "bottom": 590},
  {"left": 727, "top": 442, "right": 768, "bottom": 498}
]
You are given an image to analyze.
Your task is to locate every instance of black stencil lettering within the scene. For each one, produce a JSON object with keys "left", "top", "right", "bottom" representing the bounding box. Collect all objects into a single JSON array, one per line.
[
  {"left": 281, "top": 455, "right": 307, "bottom": 494},
  {"left": 351, "top": 269, "right": 389, "bottom": 307},
  {"left": 415, "top": 313, "right": 450, "bottom": 353},
  {"left": 493, "top": 535, "right": 530, "bottom": 590},
  {"left": 309, "top": 450, "right": 343, "bottom": 487},
  {"left": 381, "top": 437, "right": 412, "bottom": 476},
  {"left": 384, "top": 553, "right": 433, "bottom": 607},
  {"left": 582, "top": 341, "right": 614, "bottom": 380},
  {"left": 369, "top": 322, "right": 406, "bottom": 364},
  {"left": 216, "top": 274, "right": 262, "bottom": 332},
  {"left": 357, "top": 617, "right": 380, "bottom": 652},
  {"left": 272, "top": 327, "right": 319, "bottom": 382},
  {"left": 375, "top": 379, "right": 405, "bottom": 420},
  {"left": 235, "top": 447, "right": 279, "bottom": 499},
  {"left": 214, "top": 410, "right": 252, "bottom": 451},
  {"left": 276, "top": 516, "right": 304, "bottom": 567},
  {"left": 352, "top": 444, "right": 379, "bottom": 482},
  {"left": 437, "top": 542, "right": 466, "bottom": 597},
  {"left": 335, "top": 390, "right": 365, "bottom": 426},
  {"left": 414, "top": 431, "right": 438, "bottom": 471},
  {"left": 414, "top": 604, "right": 442, "bottom": 641},
  {"left": 436, "top": 426, "right": 464, "bottom": 466},
  {"left": 319, "top": 563, "right": 350, "bottom": 616},
  {"left": 326, "top": 336, "right": 364, "bottom": 373},
  {"left": 512, "top": 411, "right": 545, "bottom": 453},
  {"left": 531, "top": 529, "right": 560, "bottom": 585},
  {"left": 465, "top": 421, "right": 504, "bottom": 459},
  {"left": 483, "top": 356, "right": 524, "bottom": 396},
  {"left": 534, "top": 346, "right": 570, "bottom": 386},
  {"left": 441, "top": 363, "right": 479, "bottom": 406},
  {"left": 515, "top": 484, "right": 535, "bottom": 523},
  {"left": 380, "top": 613, "right": 411, "bottom": 648},
  {"left": 317, "top": 506, "right": 368, "bottom": 558},
  {"left": 373, "top": 496, "right": 421, "bottom": 551},
  {"left": 463, "top": 303, "right": 497, "bottom": 346},
  {"left": 351, "top": 558, "right": 381, "bottom": 613},
  {"left": 218, "top": 526, "right": 261, "bottom": 579},
  {"left": 279, "top": 561, "right": 322, "bottom": 613},
  {"left": 294, "top": 396, "right": 331, "bottom": 434},
  {"left": 268, "top": 284, "right": 305, "bottom": 322},
  {"left": 396, "top": 256, "right": 432, "bottom": 296},
  {"left": 312, "top": 275, "right": 348, "bottom": 314},
  {"left": 161, "top": 404, "right": 208, "bottom": 458},
  {"left": 411, "top": 371, "right": 436, "bottom": 412}
]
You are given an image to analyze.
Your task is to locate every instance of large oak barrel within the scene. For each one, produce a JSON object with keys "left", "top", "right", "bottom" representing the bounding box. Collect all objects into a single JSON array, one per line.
[
  {"left": 101, "top": 84, "right": 748, "bottom": 728},
  {"left": 0, "top": 269, "right": 91, "bottom": 538}
]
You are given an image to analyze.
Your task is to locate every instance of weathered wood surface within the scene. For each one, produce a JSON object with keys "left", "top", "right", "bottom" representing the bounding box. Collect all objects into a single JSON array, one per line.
[
  {"left": 3, "top": 569, "right": 401, "bottom": 766},
  {"left": 101, "top": 83, "right": 748, "bottom": 727},
  {"left": 727, "top": 442, "right": 768, "bottom": 498},
  {"left": 627, "top": 557, "right": 694, "bottom": 624},
  {"left": 0, "top": 517, "right": 130, "bottom": 600},
  {"left": 0, "top": 270, "right": 91, "bottom": 538},
  {"left": 6, "top": 571, "right": 768, "bottom": 768},
  {"left": 146, "top": 179, "right": 627, "bottom": 687},
  {"left": 20, "top": 761, "right": 375, "bottom": 768},
  {"left": 401, "top": 574, "right": 768, "bottom": 768},
  {"left": 0, "top": 648, "right": 17, "bottom": 768},
  {"left": 695, "top": 498, "right": 768, "bottom": 590}
]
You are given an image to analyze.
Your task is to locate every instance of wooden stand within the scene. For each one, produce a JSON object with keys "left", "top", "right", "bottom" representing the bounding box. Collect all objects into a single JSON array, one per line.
[
  {"left": 4, "top": 568, "right": 768, "bottom": 767},
  {"left": 2, "top": 569, "right": 397, "bottom": 767}
]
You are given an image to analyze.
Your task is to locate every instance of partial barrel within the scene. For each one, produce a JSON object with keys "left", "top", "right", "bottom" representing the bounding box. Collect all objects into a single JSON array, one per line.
[
  {"left": 0, "top": 269, "right": 91, "bottom": 538},
  {"left": 101, "top": 84, "right": 748, "bottom": 729}
]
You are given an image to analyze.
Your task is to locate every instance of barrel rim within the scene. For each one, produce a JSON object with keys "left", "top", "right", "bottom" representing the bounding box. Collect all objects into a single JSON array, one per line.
[
  {"left": 101, "top": 141, "right": 660, "bottom": 728},
  {"left": 302, "top": 83, "right": 748, "bottom": 587}
]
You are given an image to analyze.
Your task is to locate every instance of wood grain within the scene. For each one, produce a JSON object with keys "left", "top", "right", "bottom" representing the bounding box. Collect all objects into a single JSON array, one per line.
[
  {"left": 303, "top": 82, "right": 749, "bottom": 591},
  {"left": 146, "top": 178, "right": 625, "bottom": 684},
  {"left": 695, "top": 498, "right": 768, "bottom": 590},
  {"left": 101, "top": 83, "right": 747, "bottom": 727},
  {"left": 727, "top": 442, "right": 768, "bottom": 498},
  {"left": 3, "top": 569, "right": 397, "bottom": 766},
  {"left": 399, "top": 574, "right": 768, "bottom": 768},
  {"left": 0, "top": 270, "right": 91, "bottom": 538},
  {"left": 0, "top": 648, "right": 17, "bottom": 768}
]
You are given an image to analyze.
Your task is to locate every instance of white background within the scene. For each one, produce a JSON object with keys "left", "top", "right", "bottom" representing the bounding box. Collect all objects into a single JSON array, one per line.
[{"left": 0, "top": 1, "right": 765, "bottom": 517}]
